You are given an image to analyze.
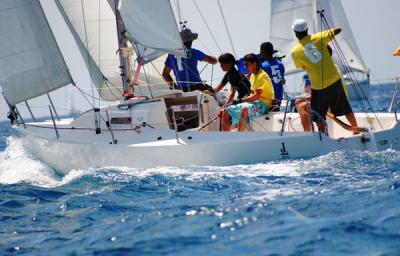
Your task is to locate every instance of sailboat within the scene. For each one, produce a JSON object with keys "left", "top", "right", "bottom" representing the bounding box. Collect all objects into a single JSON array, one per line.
[
  {"left": 1, "top": 0, "right": 399, "bottom": 175},
  {"left": 269, "top": 0, "right": 370, "bottom": 100}
]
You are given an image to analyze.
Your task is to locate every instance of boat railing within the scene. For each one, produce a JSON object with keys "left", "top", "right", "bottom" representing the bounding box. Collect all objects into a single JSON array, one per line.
[{"left": 389, "top": 76, "right": 400, "bottom": 115}]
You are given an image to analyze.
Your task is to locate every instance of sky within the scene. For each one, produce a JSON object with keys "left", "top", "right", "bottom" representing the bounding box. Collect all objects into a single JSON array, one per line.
[{"left": 1, "top": 0, "right": 399, "bottom": 121}]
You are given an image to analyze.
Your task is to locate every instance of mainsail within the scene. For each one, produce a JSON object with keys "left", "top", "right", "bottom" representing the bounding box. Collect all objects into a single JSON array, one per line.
[
  {"left": 270, "top": 0, "right": 367, "bottom": 75},
  {"left": 0, "top": 0, "right": 73, "bottom": 106}
]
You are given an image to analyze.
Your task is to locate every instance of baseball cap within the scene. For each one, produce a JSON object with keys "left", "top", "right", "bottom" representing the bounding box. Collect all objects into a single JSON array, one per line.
[
  {"left": 180, "top": 28, "right": 198, "bottom": 43},
  {"left": 260, "top": 42, "right": 274, "bottom": 55},
  {"left": 273, "top": 51, "right": 286, "bottom": 60},
  {"left": 292, "top": 19, "right": 308, "bottom": 32}
]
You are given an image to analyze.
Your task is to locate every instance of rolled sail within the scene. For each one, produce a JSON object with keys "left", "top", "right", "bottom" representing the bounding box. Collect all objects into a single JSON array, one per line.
[
  {"left": 119, "top": 0, "right": 186, "bottom": 63},
  {"left": 0, "top": 0, "right": 73, "bottom": 106}
]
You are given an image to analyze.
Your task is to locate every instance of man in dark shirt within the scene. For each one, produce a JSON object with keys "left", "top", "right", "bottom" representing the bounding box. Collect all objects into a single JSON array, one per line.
[{"left": 210, "top": 53, "right": 251, "bottom": 104}]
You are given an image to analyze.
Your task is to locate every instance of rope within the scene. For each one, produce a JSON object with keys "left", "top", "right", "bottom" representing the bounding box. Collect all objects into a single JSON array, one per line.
[
  {"left": 174, "top": 0, "right": 184, "bottom": 24},
  {"left": 319, "top": 13, "right": 383, "bottom": 129},
  {"left": 79, "top": 0, "right": 96, "bottom": 108},
  {"left": 142, "top": 63, "right": 154, "bottom": 99},
  {"left": 216, "top": 0, "right": 236, "bottom": 56},
  {"left": 192, "top": 0, "right": 223, "bottom": 54}
]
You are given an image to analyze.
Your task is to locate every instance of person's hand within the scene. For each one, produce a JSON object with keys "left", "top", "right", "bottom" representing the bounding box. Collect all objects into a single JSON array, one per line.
[{"left": 232, "top": 98, "right": 242, "bottom": 105}]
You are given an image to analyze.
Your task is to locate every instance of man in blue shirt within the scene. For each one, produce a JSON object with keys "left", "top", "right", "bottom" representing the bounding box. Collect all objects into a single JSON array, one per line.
[
  {"left": 259, "top": 42, "right": 286, "bottom": 106},
  {"left": 162, "top": 28, "right": 217, "bottom": 92}
]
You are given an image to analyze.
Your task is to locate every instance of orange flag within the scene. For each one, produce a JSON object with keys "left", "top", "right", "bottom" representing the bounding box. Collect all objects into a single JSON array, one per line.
[{"left": 394, "top": 47, "right": 400, "bottom": 56}]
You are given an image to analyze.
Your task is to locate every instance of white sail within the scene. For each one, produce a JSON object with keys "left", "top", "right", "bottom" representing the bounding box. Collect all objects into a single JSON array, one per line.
[
  {"left": 270, "top": 0, "right": 317, "bottom": 75},
  {"left": 119, "top": 0, "right": 186, "bottom": 62},
  {"left": 0, "top": 0, "right": 72, "bottom": 106},
  {"left": 270, "top": 0, "right": 367, "bottom": 75},
  {"left": 316, "top": 0, "right": 366, "bottom": 74},
  {"left": 55, "top": 0, "right": 123, "bottom": 101}
]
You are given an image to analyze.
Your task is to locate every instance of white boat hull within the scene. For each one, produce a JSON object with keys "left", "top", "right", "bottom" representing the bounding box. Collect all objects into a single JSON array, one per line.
[
  {"left": 15, "top": 118, "right": 400, "bottom": 175},
  {"left": 12, "top": 94, "right": 400, "bottom": 175}
]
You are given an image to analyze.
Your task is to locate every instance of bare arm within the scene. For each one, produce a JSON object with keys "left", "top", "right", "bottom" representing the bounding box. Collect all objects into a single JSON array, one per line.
[
  {"left": 162, "top": 66, "right": 174, "bottom": 87},
  {"left": 213, "top": 83, "right": 225, "bottom": 93},
  {"left": 332, "top": 28, "right": 341, "bottom": 36},
  {"left": 241, "top": 89, "right": 262, "bottom": 103},
  {"left": 203, "top": 55, "right": 217, "bottom": 65},
  {"left": 227, "top": 87, "right": 237, "bottom": 104}
]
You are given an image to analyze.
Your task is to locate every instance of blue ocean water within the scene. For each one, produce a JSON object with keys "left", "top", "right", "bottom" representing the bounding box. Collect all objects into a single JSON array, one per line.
[{"left": 1, "top": 84, "right": 400, "bottom": 255}]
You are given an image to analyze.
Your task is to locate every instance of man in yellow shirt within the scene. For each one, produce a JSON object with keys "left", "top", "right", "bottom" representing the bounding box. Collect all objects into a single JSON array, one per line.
[
  {"left": 221, "top": 53, "right": 274, "bottom": 131},
  {"left": 291, "top": 19, "right": 358, "bottom": 134}
]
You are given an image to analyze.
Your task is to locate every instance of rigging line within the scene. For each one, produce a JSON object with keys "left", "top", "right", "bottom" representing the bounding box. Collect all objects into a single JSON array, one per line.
[
  {"left": 199, "top": 63, "right": 209, "bottom": 75},
  {"left": 150, "top": 61, "right": 163, "bottom": 77},
  {"left": 142, "top": 64, "right": 154, "bottom": 99},
  {"left": 217, "top": 0, "right": 237, "bottom": 57},
  {"left": 320, "top": 19, "right": 373, "bottom": 112},
  {"left": 317, "top": 11, "right": 366, "bottom": 110},
  {"left": 192, "top": 0, "right": 223, "bottom": 54},
  {"left": 98, "top": 0, "right": 102, "bottom": 107},
  {"left": 73, "top": 82, "right": 107, "bottom": 102},
  {"left": 174, "top": 0, "right": 183, "bottom": 24},
  {"left": 197, "top": 37, "right": 215, "bottom": 56},
  {"left": 320, "top": 16, "right": 383, "bottom": 129},
  {"left": 72, "top": 82, "right": 108, "bottom": 125},
  {"left": 324, "top": 26, "right": 372, "bottom": 126},
  {"left": 79, "top": 0, "right": 96, "bottom": 108},
  {"left": 211, "top": 64, "right": 214, "bottom": 86},
  {"left": 317, "top": 10, "right": 375, "bottom": 130},
  {"left": 103, "top": 80, "right": 121, "bottom": 100}
]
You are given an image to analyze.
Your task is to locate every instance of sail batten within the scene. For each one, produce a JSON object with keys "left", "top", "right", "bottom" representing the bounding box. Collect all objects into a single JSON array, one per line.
[{"left": 0, "top": 0, "right": 73, "bottom": 106}]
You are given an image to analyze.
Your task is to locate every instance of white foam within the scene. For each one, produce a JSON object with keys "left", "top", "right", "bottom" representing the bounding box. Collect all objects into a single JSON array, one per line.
[
  {"left": 2, "top": 135, "right": 398, "bottom": 189},
  {"left": 0, "top": 137, "right": 59, "bottom": 186}
]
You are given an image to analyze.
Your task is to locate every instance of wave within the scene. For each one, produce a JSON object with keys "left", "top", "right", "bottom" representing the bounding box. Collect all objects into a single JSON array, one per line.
[{"left": 1, "top": 136, "right": 399, "bottom": 189}]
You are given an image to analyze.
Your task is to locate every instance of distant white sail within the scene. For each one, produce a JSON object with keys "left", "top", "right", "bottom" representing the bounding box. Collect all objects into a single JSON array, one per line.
[
  {"left": 270, "top": 0, "right": 367, "bottom": 75},
  {"left": 119, "top": 0, "right": 186, "bottom": 62},
  {"left": 55, "top": 0, "right": 123, "bottom": 101},
  {"left": 316, "top": 0, "right": 366, "bottom": 74},
  {"left": 270, "top": 0, "right": 317, "bottom": 75},
  {"left": 0, "top": 0, "right": 73, "bottom": 106}
]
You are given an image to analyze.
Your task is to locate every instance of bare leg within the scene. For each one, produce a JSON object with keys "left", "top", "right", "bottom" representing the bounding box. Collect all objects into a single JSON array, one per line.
[
  {"left": 238, "top": 108, "right": 248, "bottom": 132},
  {"left": 296, "top": 100, "right": 312, "bottom": 132},
  {"left": 345, "top": 112, "right": 360, "bottom": 134},
  {"left": 221, "top": 110, "right": 231, "bottom": 131}
]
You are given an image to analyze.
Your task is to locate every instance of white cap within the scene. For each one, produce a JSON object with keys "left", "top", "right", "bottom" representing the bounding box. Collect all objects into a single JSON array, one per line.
[{"left": 292, "top": 19, "right": 308, "bottom": 32}]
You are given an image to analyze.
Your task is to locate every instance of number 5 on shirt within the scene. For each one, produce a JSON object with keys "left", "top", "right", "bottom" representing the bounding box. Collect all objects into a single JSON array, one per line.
[
  {"left": 270, "top": 65, "right": 282, "bottom": 84},
  {"left": 303, "top": 42, "right": 322, "bottom": 63}
]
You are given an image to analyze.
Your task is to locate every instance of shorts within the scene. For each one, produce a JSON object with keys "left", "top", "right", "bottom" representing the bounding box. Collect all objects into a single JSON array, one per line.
[
  {"left": 311, "top": 79, "right": 353, "bottom": 121},
  {"left": 227, "top": 101, "right": 268, "bottom": 126}
]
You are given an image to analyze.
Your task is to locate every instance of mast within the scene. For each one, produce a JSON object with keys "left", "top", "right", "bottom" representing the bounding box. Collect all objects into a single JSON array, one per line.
[{"left": 114, "top": 0, "right": 130, "bottom": 94}]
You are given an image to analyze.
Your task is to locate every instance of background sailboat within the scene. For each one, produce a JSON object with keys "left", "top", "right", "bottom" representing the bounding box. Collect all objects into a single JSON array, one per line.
[
  {"left": 269, "top": 0, "right": 370, "bottom": 100},
  {"left": 171, "top": 0, "right": 370, "bottom": 101}
]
